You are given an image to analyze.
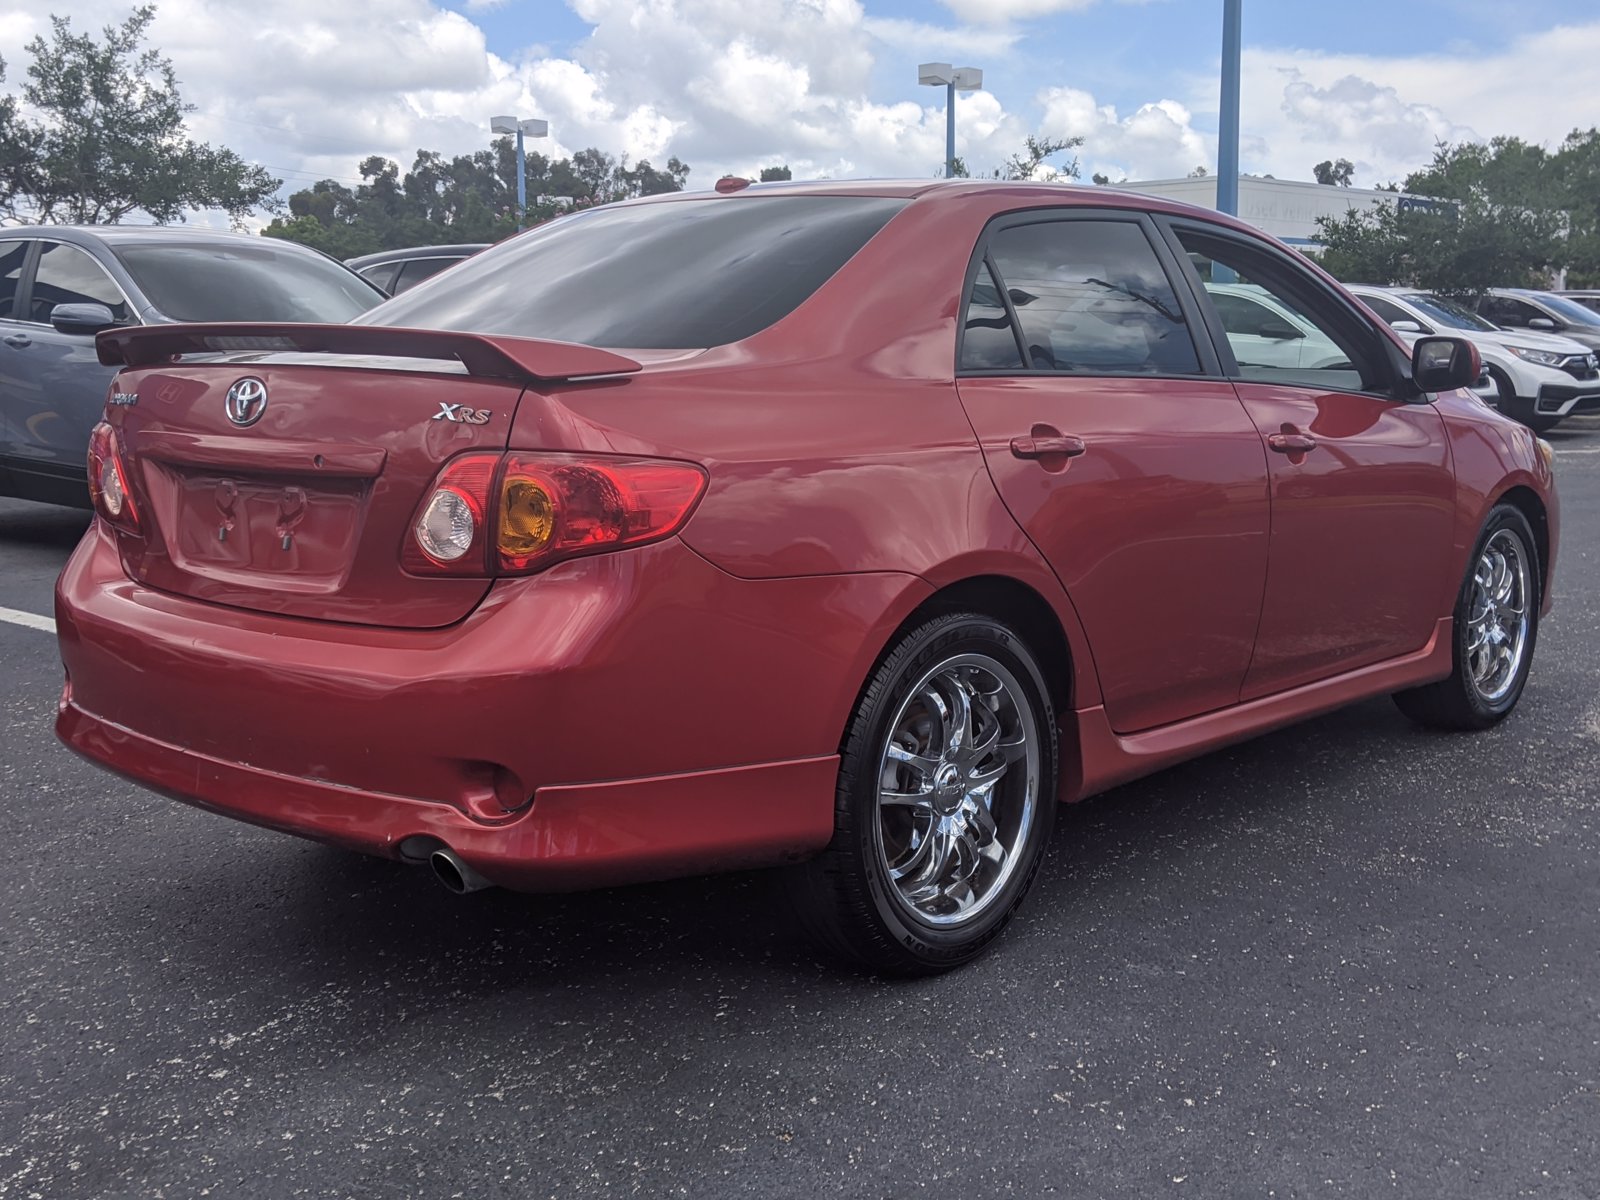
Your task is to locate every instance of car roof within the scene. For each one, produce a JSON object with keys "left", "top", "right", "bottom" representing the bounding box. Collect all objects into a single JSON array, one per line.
[
  {"left": 345, "top": 244, "right": 492, "bottom": 268},
  {"left": 10, "top": 225, "right": 294, "bottom": 247},
  {"left": 621, "top": 177, "right": 1274, "bottom": 236}
]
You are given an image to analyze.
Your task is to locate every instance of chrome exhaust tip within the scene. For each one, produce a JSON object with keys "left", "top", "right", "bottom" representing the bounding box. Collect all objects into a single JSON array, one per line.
[{"left": 429, "top": 847, "right": 494, "bottom": 895}]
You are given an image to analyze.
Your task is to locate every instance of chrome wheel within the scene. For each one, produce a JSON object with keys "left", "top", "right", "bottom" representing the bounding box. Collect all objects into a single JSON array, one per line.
[
  {"left": 1466, "top": 528, "right": 1531, "bottom": 704},
  {"left": 873, "top": 653, "right": 1040, "bottom": 927}
]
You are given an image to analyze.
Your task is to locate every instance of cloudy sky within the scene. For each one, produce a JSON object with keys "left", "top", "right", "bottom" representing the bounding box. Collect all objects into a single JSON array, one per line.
[{"left": 2, "top": 0, "right": 1599, "bottom": 213}]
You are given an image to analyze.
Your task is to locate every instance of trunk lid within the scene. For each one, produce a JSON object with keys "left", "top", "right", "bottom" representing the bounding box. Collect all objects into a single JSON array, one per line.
[{"left": 96, "top": 324, "right": 642, "bottom": 629}]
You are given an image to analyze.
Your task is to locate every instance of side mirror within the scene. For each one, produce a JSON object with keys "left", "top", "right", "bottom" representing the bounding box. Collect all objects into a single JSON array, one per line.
[
  {"left": 1391, "top": 320, "right": 1423, "bottom": 334},
  {"left": 1259, "top": 320, "right": 1304, "bottom": 341},
  {"left": 50, "top": 302, "right": 119, "bottom": 336},
  {"left": 1413, "top": 336, "right": 1482, "bottom": 393},
  {"left": 1529, "top": 317, "right": 1558, "bottom": 331}
]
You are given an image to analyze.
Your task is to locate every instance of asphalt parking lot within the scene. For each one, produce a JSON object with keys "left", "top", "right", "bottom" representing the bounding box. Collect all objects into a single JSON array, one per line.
[{"left": 2, "top": 426, "right": 1598, "bottom": 1200}]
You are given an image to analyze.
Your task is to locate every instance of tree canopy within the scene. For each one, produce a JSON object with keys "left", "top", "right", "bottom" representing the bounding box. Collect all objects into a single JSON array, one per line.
[
  {"left": 1314, "top": 133, "right": 1597, "bottom": 292},
  {"left": 0, "top": 6, "right": 279, "bottom": 224},
  {"left": 262, "top": 144, "right": 691, "bottom": 257},
  {"left": 1313, "top": 158, "right": 1354, "bottom": 187}
]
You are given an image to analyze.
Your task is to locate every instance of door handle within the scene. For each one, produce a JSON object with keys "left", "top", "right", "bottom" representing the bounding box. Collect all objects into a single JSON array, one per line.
[
  {"left": 1010, "top": 435, "right": 1087, "bottom": 460},
  {"left": 2, "top": 333, "right": 30, "bottom": 349},
  {"left": 1267, "top": 431, "right": 1317, "bottom": 454}
]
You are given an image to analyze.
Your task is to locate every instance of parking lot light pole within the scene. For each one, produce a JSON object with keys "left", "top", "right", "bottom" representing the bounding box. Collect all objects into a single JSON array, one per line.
[
  {"left": 919, "top": 63, "right": 984, "bottom": 178},
  {"left": 1217, "top": 0, "right": 1242, "bottom": 217},
  {"left": 490, "top": 115, "right": 549, "bottom": 231}
]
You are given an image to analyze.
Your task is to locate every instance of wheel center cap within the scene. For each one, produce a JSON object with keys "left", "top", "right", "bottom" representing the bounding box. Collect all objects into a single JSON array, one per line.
[{"left": 933, "top": 763, "right": 965, "bottom": 812}]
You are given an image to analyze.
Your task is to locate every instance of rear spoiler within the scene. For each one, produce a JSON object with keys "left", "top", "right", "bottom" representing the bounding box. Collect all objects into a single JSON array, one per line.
[{"left": 95, "top": 323, "right": 643, "bottom": 382}]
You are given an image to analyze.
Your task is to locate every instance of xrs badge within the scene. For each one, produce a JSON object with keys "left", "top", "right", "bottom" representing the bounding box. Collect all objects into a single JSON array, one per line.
[{"left": 432, "top": 403, "right": 492, "bottom": 425}]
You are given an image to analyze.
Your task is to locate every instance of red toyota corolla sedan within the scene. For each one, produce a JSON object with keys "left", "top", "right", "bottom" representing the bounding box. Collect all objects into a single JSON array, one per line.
[{"left": 56, "top": 181, "right": 1557, "bottom": 973}]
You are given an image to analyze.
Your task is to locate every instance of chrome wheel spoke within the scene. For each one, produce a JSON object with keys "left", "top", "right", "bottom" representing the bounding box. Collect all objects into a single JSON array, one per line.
[
  {"left": 880, "top": 781, "right": 934, "bottom": 809},
  {"left": 886, "top": 741, "right": 940, "bottom": 778},
  {"left": 888, "top": 824, "right": 936, "bottom": 882}
]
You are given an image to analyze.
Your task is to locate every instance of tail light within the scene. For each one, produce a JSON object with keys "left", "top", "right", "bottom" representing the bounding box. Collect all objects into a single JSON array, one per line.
[
  {"left": 87, "top": 422, "right": 140, "bottom": 534},
  {"left": 405, "top": 453, "right": 707, "bottom": 577}
]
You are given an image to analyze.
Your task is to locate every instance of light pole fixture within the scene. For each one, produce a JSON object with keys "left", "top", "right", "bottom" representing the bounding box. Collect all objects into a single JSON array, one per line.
[
  {"left": 490, "top": 114, "right": 549, "bottom": 231},
  {"left": 919, "top": 63, "right": 983, "bottom": 179}
]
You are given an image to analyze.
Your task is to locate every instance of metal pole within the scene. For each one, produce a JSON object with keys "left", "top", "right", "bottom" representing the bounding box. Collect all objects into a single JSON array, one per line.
[
  {"left": 945, "top": 81, "right": 956, "bottom": 178},
  {"left": 515, "top": 129, "right": 527, "bottom": 232},
  {"left": 1217, "top": 0, "right": 1242, "bottom": 216}
]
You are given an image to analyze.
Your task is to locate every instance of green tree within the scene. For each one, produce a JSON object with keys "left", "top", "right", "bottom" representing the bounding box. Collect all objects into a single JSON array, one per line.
[
  {"left": 264, "top": 141, "right": 693, "bottom": 254},
  {"left": 1313, "top": 158, "right": 1355, "bottom": 186},
  {"left": 758, "top": 165, "right": 792, "bottom": 182},
  {"left": 2, "top": 7, "right": 278, "bottom": 224},
  {"left": 1315, "top": 195, "right": 1560, "bottom": 294},
  {"left": 1003, "top": 135, "right": 1082, "bottom": 181}
]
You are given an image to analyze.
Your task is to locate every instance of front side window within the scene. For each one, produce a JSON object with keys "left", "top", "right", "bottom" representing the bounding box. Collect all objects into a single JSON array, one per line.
[
  {"left": 358, "top": 262, "right": 402, "bottom": 294},
  {"left": 1481, "top": 297, "right": 1544, "bottom": 329},
  {"left": 363, "top": 196, "right": 908, "bottom": 348},
  {"left": 113, "top": 241, "right": 384, "bottom": 323},
  {"left": 1406, "top": 294, "right": 1495, "bottom": 333},
  {"left": 982, "top": 219, "right": 1200, "bottom": 376},
  {"left": 30, "top": 242, "right": 130, "bottom": 324},
  {"left": 1360, "top": 294, "right": 1424, "bottom": 331},
  {"left": 1177, "top": 226, "right": 1379, "bottom": 393},
  {"left": 0, "top": 241, "right": 27, "bottom": 321}
]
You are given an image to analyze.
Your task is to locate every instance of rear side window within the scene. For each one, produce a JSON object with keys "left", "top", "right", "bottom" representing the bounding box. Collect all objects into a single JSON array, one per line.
[
  {"left": 114, "top": 242, "right": 384, "bottom": 322},
  {"left": 392, "top": 256, "right": 460, "bottom": 292},
  {"left": 0, "top": 241, "right": 26, "bottom": 320},
  {"left": 960, "top": 261, "right": 1026, "bottom": 370},
  {"left": 980, "top": 220, "right": 1200, "bottom": 375},
  {"left": 31, "top": 242, "right": 131, "bottom": 324},
  {"left": 363, "top": 196, "right": 908, "bottom": 348},
  {"left": 358, "top": 262, "right": 401, "bottom": 294}
]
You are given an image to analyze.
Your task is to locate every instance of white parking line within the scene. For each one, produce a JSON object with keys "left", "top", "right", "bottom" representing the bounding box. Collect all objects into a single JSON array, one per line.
[
  {"left": 0, "top": 605, "right": 55, "bottom": 634},
  {"left": 1554, "top": 447, "right": 1600, "bottom": 455}
]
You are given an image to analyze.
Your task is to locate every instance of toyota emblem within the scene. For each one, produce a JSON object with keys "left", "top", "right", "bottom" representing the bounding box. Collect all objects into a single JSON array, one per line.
[{"left": 224, "top": 377, "right": 268, "bottom": 427}]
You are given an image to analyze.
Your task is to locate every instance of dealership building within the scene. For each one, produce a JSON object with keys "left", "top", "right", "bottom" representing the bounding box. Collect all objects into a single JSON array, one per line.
[{"left": 1114, "top": 175, "right": 1440, "bottom": 251}]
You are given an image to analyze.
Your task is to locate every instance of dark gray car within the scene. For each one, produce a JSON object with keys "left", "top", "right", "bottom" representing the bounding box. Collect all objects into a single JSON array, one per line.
[
  {"left": 345, "top": 244, "right": 489, "bottom": 295},
  {"left": 0, "top": 227, "right": 385, "bottom": 507},
  {"left": 1478, "top": 288, "right": 1600, "bottom": 354}
]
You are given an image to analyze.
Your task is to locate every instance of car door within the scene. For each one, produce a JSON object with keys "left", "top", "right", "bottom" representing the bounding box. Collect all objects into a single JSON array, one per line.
[
  {"left": 10, "top": 241, "right": 132, "bottom": 479},
  {"left": 955, "top": 210, "right": 1271, "bottom": 734},
  {"left": 0, "top": 237, "right": 38, "bottom": 479},
  {"left": 1164, "top": 218, "right": 1457, "bottom": 700}
]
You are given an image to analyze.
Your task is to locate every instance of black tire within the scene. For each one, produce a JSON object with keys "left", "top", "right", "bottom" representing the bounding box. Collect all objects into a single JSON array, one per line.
[
  {"left": 786, "top": 612, "right": 1059, "bottom": 975},
  {"left": 1493, "top": 373, "right": 1562, "bottom": 433},
  {"left": 1393, "top": 504, "right": 1541, "bottom": 730}
]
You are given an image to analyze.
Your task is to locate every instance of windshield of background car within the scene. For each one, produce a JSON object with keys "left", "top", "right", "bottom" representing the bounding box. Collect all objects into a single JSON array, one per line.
[
  {"left": 360, "top": 196, "right": 909, "bottom": 348},
  {"left": 1407, "top": 293, "right": 1499, "bottom": 332},
  {"left": 113, "top": 243, "right": 385, "bottom": 322},
  {"left": 1532, "top": 293, "right": 1600, "bottom": 326}
]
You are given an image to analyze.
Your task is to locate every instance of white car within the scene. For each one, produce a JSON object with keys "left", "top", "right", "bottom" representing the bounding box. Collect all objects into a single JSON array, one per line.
[
  {"left": 1349, "top": 285, "right": 1600, "bottom": 432},
  {"left": 1204, "top": 282, "right": 1349, "bottom": 371}
]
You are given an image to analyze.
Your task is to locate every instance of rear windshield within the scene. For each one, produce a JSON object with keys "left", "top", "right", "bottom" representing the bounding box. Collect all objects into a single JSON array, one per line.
[
  {"left": 114, "top": 242, "right": 385, "bottom": 323},
  {"left": 359, "top": 195, "right": 908, "bottom": 348}
]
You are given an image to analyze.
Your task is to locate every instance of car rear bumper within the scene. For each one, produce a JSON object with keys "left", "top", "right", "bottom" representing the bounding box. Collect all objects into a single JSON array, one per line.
[{"left": 56, "top": 522, "right": 922, "bottom": 889}]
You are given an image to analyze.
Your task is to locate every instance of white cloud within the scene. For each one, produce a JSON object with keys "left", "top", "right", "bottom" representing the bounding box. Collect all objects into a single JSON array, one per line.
[{"left": 1038, "top": 87, "right": 1210, "bottom": 181}]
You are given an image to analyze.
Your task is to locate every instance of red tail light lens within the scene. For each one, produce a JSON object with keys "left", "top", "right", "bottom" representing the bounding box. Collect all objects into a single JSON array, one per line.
[
  {"left": 404, "top": 452, "right": 706, "bottom": 577},
  {"left": 87, "top": 422, "right": 139, "bottom": 534}
]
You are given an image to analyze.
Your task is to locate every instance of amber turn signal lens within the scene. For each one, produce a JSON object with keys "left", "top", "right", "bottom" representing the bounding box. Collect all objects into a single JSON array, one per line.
[{"left": 499, "top": 477, "right": 555, "bottom": 560}]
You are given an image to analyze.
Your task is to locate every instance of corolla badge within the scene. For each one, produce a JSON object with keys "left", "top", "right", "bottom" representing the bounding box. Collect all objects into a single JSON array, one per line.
[{"left": 224, "top": 377, "right": 269, "bottom": 427}]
